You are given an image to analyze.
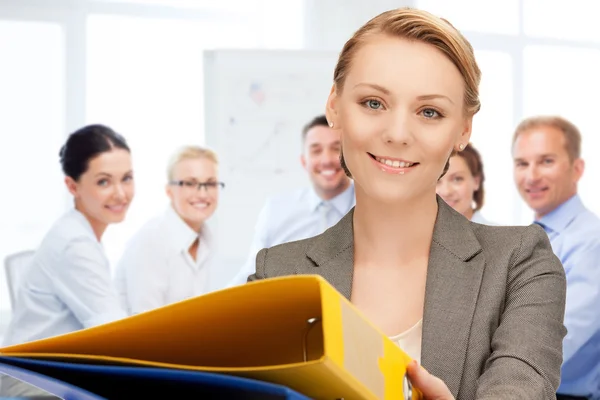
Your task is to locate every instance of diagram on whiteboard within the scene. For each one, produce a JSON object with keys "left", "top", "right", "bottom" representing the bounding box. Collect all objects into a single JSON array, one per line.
[{"left": 219, "top": 74, "right": 331, "bottom": 176}]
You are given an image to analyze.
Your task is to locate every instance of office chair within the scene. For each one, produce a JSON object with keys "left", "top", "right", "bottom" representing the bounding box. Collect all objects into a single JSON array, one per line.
[{"left": 3, "top": 250, "right": 35, "bottom": 309}]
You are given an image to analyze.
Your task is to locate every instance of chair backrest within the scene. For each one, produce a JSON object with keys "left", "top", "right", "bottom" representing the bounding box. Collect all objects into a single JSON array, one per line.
[{"left": 4, "top": 250, "right": 36, "bottom": 309}]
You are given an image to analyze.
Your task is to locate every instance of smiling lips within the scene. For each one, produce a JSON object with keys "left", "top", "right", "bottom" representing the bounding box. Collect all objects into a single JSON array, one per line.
[
  {"left": 368, "top": 153, "right": 419, "bottom": 174},
  {"left": 190, "top": 201, "right": 210, "bottom": 210},
  {"left": 105, "top": 204, "right": 128, "bottom": 213},
  {"left": 525, "top": 187, "right": 548, "bottom": 198}
]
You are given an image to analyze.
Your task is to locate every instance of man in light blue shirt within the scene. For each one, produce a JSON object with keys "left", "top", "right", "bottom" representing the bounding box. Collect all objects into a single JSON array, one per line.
[
  {"left": 230, "top": 115, "right": 355, "bottom": 286},
  {"left": 512, "top": 115, "right": 600, "bottom": 400}
]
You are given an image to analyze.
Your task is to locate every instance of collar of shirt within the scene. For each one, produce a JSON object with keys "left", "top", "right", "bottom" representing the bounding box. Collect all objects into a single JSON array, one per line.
[
  {"left": 308, "top": 182, "right": 356, "bottom": 215},
  {"left": 69, "top": 208, "right": 101, "bottom": 243},
  {"left": 163, "top": 205, "right": 214, "bottom": 255},
  {"left": 536, "top": 194, "right": 585, "bottom": 234}
]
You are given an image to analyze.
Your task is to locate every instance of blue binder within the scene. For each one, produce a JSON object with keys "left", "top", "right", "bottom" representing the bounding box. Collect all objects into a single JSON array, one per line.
[{"left": 0, "top": 356, "right": 312, "bottom": 399}]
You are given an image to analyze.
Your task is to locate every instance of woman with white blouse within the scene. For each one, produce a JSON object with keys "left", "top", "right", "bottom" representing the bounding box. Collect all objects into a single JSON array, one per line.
[
  {"left": 115, "top": 146, "right": 223, "bottom": 315},
  {"left": 1, "top": 124, "right": 132, "bottom": 397}
]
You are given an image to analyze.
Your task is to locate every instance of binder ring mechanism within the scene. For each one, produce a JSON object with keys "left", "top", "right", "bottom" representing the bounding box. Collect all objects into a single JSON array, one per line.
[{"left": 303, "top": 317, "right": 414, "bottom": 400}]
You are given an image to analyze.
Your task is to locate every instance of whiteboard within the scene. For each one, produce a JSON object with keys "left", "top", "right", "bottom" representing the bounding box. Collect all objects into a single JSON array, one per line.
[{"left": 203, "top": 49, "right": 339, "bottom": 281}]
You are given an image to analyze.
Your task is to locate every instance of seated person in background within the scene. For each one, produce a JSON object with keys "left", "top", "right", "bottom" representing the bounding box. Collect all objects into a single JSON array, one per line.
[
  {"left": 512, "top": 115, "right": 600, "bottom": 400},
  {"left": 249, "top": 8, "right": 566, "bottom": 399},
  {"left": 228, "top": 115, "right": 355, "bottom": 286},
  {"left": 436, "top": 142, "right": 496, "bottom": 224},
  {"left": 115, "top": 146, "right": 222, "bottom": 315},
  {"left": 1, "top": 124, "right": 131, "bottom": 397}
]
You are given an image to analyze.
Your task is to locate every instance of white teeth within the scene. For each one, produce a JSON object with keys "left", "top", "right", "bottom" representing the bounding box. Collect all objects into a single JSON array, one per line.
[
  {"left": 321, "top": 170, "right": 336, "bottom": 176},
  {"left": 191, "top": 202, "right": 208, "bottom": 209},
  {"left": 376, "top": 156, "right": 413, "bottom": 168}
]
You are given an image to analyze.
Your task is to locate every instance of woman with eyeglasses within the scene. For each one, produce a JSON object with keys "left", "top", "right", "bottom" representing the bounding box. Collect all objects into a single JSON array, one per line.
[{"left": 115, "top": 146, "right": 224, "bottom": 315}]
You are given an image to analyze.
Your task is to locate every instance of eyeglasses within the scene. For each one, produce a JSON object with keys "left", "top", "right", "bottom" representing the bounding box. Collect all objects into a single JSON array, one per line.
[{"left": 170, "top": 180, "right": 225, "bottom": 192}]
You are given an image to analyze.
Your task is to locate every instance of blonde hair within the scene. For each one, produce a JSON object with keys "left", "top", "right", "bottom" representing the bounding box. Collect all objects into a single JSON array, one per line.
[
  {"left": 513, "top": 116, "right": 581, "bottom": 162},
  {"left": 333, "top": 7, "right": 481, "bottom": 116},
  {"left": 167, "top": 146, "right": 218, "bottom": 181}
]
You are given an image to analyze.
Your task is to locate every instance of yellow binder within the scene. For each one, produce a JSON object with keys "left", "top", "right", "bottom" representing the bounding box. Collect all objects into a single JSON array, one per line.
[{"left": 0, "top": 275, "right": 421, "bottom": 400}]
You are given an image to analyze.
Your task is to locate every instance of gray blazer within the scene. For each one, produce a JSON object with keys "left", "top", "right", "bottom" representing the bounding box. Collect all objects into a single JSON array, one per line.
[{"left": 248, "top": 196, "right": 567, "bottom": 399}]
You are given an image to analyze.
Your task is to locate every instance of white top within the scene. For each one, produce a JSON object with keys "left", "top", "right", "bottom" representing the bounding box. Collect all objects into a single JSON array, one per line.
[
  {"left": 114, "top": 205, "right": 216, "bottom": 315},
  {"left": 389, "top": 319, "right": 423, "bottom": 365},
  {"left": 228, "top": 183, "right": 356, "bottom": 286},
  {"left": 2, "top": 209, "right": 126, "bottom": 347}
]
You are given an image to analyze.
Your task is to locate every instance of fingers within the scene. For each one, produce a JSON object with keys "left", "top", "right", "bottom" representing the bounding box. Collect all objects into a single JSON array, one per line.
[{"left": 406, "top": 360, "right": 454, "bottom": 400}]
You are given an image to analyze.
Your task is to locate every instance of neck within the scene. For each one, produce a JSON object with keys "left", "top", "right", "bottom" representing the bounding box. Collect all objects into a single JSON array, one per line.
[
  {"left": 353, "top": 190, "right": 438, "bottom": 267},
  {"left": 315, "top": 178, "right": 351, "bottom": 201},
  {"left": 185, "top": 219, "right": 203, "bottom": 234},
  {"left": 464, "top": 207, "right": 474, "bottom": 221},
  {"left": 75, "top": 204, "right": 107, "bottom": 241}
]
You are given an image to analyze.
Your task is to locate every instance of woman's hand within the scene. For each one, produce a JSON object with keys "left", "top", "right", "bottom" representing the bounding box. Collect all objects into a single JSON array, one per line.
[{"left": 406, "top": 360, "right": 455, "bottom": 400}]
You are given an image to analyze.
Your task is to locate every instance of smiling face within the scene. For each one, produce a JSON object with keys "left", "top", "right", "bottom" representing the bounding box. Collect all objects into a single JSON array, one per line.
[
  {"left": 436, "top": 155, "right": 480, "bottom": 219},
  {"left": 65, "top": 148, "right": 134, "bottom": 237},
  {"left": 513, "top": 125, "right": 583, "bottom": 219},
  {"left": 326, "top": 35, "right": 472, "bottom": 205},
  {"left": 301, "top": 124, "right": 349, "bottom": 199},
  {"left": 166, "top": 157, "right": 219, "bottom": 231}
]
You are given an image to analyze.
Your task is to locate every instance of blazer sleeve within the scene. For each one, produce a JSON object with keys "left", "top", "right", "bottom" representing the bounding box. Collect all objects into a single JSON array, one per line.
[
  {"left": 476, "top": 224, "right": 567, "bottom": 399},
  {"left": 247, "top": 247, "right": 268, "bottom": 282}
]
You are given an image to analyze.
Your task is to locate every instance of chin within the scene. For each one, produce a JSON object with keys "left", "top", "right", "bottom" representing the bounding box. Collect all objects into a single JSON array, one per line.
[{"left": 103, "top": 213, "right": 126, "bottom": 225}]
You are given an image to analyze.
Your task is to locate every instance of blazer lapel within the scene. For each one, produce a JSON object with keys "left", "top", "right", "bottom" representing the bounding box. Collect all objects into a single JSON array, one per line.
[
  {"left": 421, "top": 197, "right": 485, "bottom": 397},
  {"left": 304, "top": 209, "right": 355, "bottom": 299}
]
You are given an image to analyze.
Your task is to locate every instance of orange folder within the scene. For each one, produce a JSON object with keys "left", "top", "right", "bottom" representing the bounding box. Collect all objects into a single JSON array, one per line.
[{"left": 0, "top": 275, "right": 422, "bottom": 400}]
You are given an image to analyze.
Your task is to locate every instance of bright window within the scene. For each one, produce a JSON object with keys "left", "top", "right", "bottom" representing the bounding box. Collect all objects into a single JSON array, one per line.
[
  {"left": 416, "top": 0, "right": 520, "bottom": 35},
  {"left": 0, "top": 21, "right": 66, "bottom": 314},
  {"left": 470, "top": 51, "right": 515, "bottom": 225}
]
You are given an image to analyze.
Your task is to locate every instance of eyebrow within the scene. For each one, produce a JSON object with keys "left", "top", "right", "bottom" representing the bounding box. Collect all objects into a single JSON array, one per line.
[
  {"left": 352, "top": 83, "right": 391, "bottom": 95},
  {"left": 95, "top": 170, "right": 133, "bottom": 178},
  {"left": 416, "top": 94, "right": 454, "bottom": 105},
  {"left": 514, "top": 153, "right": 557, "bottom": 162}
]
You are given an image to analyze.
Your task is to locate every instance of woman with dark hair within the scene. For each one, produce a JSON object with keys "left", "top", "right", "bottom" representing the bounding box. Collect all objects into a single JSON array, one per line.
[
  {"left": 436, "top": 142, "right": 496, "bottom": 224},
  {"left": 1, "top": 124, "right": 132, "bottom": 397}
]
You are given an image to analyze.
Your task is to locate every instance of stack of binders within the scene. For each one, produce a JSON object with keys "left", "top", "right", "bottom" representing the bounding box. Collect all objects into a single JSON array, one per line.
[{"left": 0, "top": 275, "right": 420, "bottom": 399}]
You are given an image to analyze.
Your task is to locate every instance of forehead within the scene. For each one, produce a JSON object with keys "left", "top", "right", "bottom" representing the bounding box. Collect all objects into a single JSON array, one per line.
[
  {"left": 448, "top": 155, "right": 470, "bottom": 173},
  {"left": 513, "top": 126, "right": 568, "bottom": 158},
  {"left": 304, "top": 125, "right": 340, "bottom": 146},
  {"left": 172, "top": 157, "right": 217, "bottom": 178},
  {"left": 87, "top": 149, "right": 131, "bottom": 173},
  {"left": 344, "top": 35, "right": 465, "bottom": 102}
]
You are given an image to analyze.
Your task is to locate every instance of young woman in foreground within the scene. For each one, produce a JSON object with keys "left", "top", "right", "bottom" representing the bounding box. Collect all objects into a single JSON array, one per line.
[{"left": 249, "top": 8, "right": 566, "bottom": 399}]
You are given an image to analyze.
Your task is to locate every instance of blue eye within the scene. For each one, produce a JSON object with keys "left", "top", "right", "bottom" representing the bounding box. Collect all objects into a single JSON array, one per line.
[
  {"left": 97, "top": 179, "right": 109, "bottom": 186},
  {"left": 366, "top": 99, "right": 383, "bottom": 110},
  {"left": 422, "top": 108, "right": 440, "bottom": 119}
]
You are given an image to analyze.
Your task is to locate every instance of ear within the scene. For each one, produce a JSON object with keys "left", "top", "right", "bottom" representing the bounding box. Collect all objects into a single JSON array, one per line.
[
  {"left": 300, "top": 153, "right": 308, "bottom": 170},
  {"left": 64, "top": 176, "right": 79, "bottom": 198},
  {"left": 456, "top": 116, "right": 473, "bottom": 149},
  {"left": 573, "top": 158, "right": 585, "bottom": 182},
  {"left": 325, "top": 84, "right": 340, "bottom": 129},
  {"left": 165, "top": 183, "right": 175, "bottom": 202},
  {"left": 473, "top": 174, "right": 481, "bottom": 191}
]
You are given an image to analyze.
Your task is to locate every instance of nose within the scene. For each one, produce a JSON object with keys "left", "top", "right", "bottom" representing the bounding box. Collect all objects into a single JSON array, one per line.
[
  {"left": 383, "top": 110, "right": 413, "bottom": 144},
  {"left": 322, "top": 148, "right": 339, "bottom": 166},
  {"left": 113, "top": 183, "right": 126, "bottom": 200},
  {"left": 525, "top": 165, "right": 541, "bottom": 184}
]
